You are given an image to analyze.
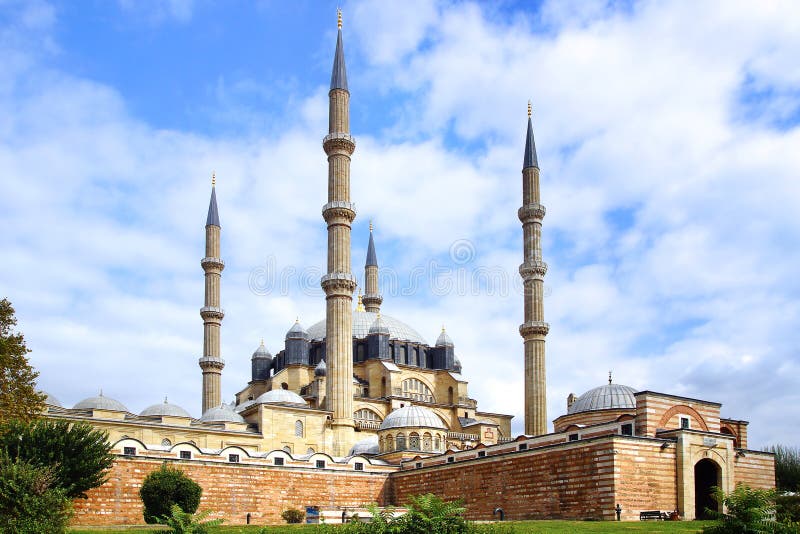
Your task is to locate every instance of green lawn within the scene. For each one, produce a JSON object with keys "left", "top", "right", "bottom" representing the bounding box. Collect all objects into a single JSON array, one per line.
[{"left": 69, "top": 520, "right": 714, "bottom": 534}]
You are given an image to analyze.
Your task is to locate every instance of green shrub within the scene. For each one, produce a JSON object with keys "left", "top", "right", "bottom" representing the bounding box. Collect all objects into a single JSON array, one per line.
[
  {"left": 0, "top": 455, "right": 73, "bottom": 534},
  {"left": 702, "top": 484, "right": 795, "bottom": 534},
  {"left": 777, "top": 494, "right": 800, "bottom": 523},
  {"left": 139, "top": 464, "right": 202, "bottom": 524},
  {"left": 281, "top": 507, "right": 305, "bottom": 523},
  {"left": 0, "top": 418, "right": 114, "bottom": 498},
  {"left": 157, "top": 503, "right": 223, "bottom": 534}
]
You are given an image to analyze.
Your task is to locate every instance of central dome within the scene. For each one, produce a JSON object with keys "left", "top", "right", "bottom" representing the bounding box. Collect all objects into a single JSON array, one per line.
[
  {"left": 568, "top": 383, "right": 637, "bottom": 414},
  {"left": 307, "top": 311, "right": 428, "bottom": 345}
]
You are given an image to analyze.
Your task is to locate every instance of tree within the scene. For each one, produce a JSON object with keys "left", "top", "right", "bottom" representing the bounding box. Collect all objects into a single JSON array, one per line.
[
  {"left": 0, "top": 454, "right": 73, "bottom": 534},
  {"left": 701, "top": 484, "right": 794, "bottom": 534},
  {"left": 0, "top": 419, "right": 114, "bottom": 499},
  {"left": 766, "top": 444, "right": 800, "bottom": 492},
  {"left": 0, "top": 298, "right": 45, "bottom": 424},
  {"left": 139, "top": 464, "right": 203, "bottom": 524}
]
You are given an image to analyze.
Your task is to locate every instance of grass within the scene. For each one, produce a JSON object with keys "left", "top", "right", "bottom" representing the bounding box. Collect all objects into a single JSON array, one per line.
[{"left": 69, "top": 520, "right": 714, "bottom": 533}]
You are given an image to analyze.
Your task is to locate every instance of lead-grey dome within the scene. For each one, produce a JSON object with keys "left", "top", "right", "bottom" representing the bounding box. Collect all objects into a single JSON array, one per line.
[
  {"left": 39, "top": 391, "right": 61, "bottom": 407},
  {"left": 140, "top": 398, "right": 191, "bottom": 418},
  {"left": 436, "top": 327, "right": 454, "bottom": 347},
  {"left": 199, "top": 403, "right": 245, "bottom": 423},
  {"left": 308, "top": 311, "right": 427, "bottom": 344},
  {"left": 255, "top": 389, "right": 308, "bottom": 406},
  {"left": 252, "top": 341, "right": 272, "bottom": 359},
  {"left": 314, "top": 359, "right": 327, "bottom": 377},
  {"left": 349, "top": 435, "right": 379, "bottom": 456},
  {"left": 567, "top": 383, "right": 637, "bottom": 414},
  {"left": 286, "top": 320, "right": 309, "bottom": 340},
  {"left": 74, "top": 392, "right": 128, "bottom": 412},
  {"left": 379, "top": 405, "right": 447, "bottom": 431}
]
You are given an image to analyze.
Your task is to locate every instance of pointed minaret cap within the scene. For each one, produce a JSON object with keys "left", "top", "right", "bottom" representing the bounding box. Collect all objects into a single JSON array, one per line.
[
  {"left": 206, "top": 172, "right": 220, "bottom": 227},
  {"left": 330, "top": 10, "right": 348, "bottom": 91},
  {"left": 523, "top": 101, "right": 539, "bottom": 170},
  {"left": 366, "top": 223, "right": 378, "bottom": 267}
]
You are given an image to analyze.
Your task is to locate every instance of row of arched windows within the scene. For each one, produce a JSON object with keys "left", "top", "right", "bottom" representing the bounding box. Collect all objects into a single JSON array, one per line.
[{"left": 379, "top": 431, "right": 445, "bottom": 453}]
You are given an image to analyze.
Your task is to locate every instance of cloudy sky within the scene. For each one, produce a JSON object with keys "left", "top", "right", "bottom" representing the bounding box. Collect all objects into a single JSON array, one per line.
[{"left": 2, "top": 0, "right": 799, "bottom": 447}]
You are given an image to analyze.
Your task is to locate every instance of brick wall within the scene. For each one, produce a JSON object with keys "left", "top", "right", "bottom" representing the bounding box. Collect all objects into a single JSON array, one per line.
[
  {"left": 733, "top": 451, "right": 775, "bottom": 489},
  {"left": 72, "top": 457, "right": 390, "bottom": 526},
  {"left": 613, "top": 438, "right": 678, "bottom": 520},
  {"left": 635, "top": 392, "right": 721, "bottom": 437}
]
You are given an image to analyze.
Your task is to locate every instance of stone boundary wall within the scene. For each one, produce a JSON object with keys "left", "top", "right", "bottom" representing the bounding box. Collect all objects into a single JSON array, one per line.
[
  {"left": 72, "top": 456, "right": 390, "bottom": 526},
  {"left": 733, "top": 450, "right": 776, "bottom": 489},
  {"left": 613, "top": 437, "right": 678, "bottom": 520}
]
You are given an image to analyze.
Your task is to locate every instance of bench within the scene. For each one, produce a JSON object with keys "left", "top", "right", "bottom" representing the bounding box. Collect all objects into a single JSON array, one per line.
[{"left": 639, "top": 511, "right": 668, "bottom": 521}]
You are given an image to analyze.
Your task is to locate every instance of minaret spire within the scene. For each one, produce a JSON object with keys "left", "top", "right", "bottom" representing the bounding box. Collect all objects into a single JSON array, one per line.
[
  {"left": 362, "top": 222, "right": 383, "bottom": 313},
  {"left": 199, "top": 174, "right": 225, "bottom": 414},
  {"left": 519, "top": 103, "right": 548, "bottom": 436},
  {"left": 321, "top": 10, "right": 357, "bottom": 456}
]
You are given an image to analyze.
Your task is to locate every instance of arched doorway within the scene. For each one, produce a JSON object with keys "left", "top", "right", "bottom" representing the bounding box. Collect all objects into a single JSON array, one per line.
[{"left": 694, "top": 459, "right": 721, "bottom": 519}]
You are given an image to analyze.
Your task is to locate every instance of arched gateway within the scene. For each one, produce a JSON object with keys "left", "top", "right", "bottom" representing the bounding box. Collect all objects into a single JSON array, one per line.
[{"left": 694, "top": 458, "right": 721, "bottom": 519}]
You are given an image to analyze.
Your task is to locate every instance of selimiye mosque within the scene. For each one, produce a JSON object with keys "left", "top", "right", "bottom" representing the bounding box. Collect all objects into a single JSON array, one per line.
[{"left": 43, "top": 12, "right": 775, "bottom": 525}]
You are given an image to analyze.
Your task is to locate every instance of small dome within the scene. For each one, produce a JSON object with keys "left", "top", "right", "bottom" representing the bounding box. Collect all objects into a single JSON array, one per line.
[
  {"left": 286, "top": 319, "right": 309, "bottom": 340},
  {"left": 436, "top": 327, "right": 453, "bottom": 347},
  {"left": 314, "top": 359, "right": 327, "bottom": 377},
  {"left": 255, "top": 389, "right": 308, "bottom": 406},
  {"left": 349, "top": 435, "right": 379, "bottom": 456},
  {"left": 567, "top": 382, "right": 637, "bottom": 414},
  {"left": 252, "top": 340, "right": 272, "bottom": 359},
  {"left": 140, "top": 397, "right": 191, "bottom": 418},
  {"left": 369, "top": 314, "right": 389, "bottom": 335},
  {"left": 74, "top": 391, "right": 128, "bottom": 412},
  {"left": 453, "top": 356, "right": 462, "bottom": 374},
  {"left": 199, "top": 403, "right": 245, "bottom": 423},
  {"left": 379, "top": 405, "right": 447, "bottom": 431},
  {"left": 39, "top": 391, "right": 61, "bottom": 407}
]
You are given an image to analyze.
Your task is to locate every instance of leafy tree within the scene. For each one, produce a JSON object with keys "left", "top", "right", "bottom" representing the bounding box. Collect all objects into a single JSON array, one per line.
[
  {"left": 702, "top": 484, "right": 794, "bottom": 534},
  {"left": 767, "top": 445, "right": 800, "bottom": 492},
  {"left": 157, "top": 503, "right": 223, "bottom": 534},
  {"left": 0, "top": 418, "right": 114, "bottom": 499},
  {"left": 0, "top": 454, "right": 73, "bottom": 534},
  {"left": 140, "top": 464, "right": 202, "bottom": 524},
  {"left": 0, "top": 298, "right": 45, "bottom": 424}
]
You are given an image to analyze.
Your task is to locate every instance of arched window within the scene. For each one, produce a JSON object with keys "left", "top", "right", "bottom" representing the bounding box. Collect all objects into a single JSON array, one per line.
[
  {"left": 306, "top": 447, "right": 315, "bottom": 454},
  {"left": 381, "top": 377, "right": 387, "bottom": 397},
  {"left": 409, "top": 433, "right": 420, "bottom": 451},
  {"left": 434, "top": 435, "right": 441, "bottom": 451},
  {"left": 396, "top": 433, "right": 406, "bottom": 451},
  {"left": 379, "top": 437, "right": 384, "bottom": 453},
  {"left": 294, "top": 420, "right": 304, "bottom": 437},
  {"left": 448, "top": 387, "right": 454, "bottom": 404},
  {"left": 423, "top": 433, "right": 432, "bottom": 451},
  {"left": 386, "top": 434, "right": 394, "bottom": 451},
  {"left": 282, "top": 445, "right": 292, "bottom": 453},
  {"left": 281, "top": 382, "right": 289, "bottom": 390},
  {"left": 402, "top": 378, "right": 434, "bottom": 403},
  {"left": 161, "top": 438, "right": 172, "bottom": 447},
  {"left": 357, "top": 344, "right": 365, "bottom": 362},
  {"left": 354, "top": 409, "right": 382, "bottom": 423}
]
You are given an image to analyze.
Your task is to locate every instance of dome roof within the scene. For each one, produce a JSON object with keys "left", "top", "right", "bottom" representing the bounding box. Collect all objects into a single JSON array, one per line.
[
  {"left": 255, "top": 389, "right": 308, "bottom": 406},
  {"left": 368, "top": 314, "right": 389, "bottom": 335},
  {"left": 436, "top": 327, "right": 453, "bottom": 347},
  {"left": 567, "top": 382, "right": 637, "bottom": 414},
  {"left": 286, "top": 320, "right": 309, "bottom": 340},
  {"left": 379, "top": 405, "right": 447, "bottom": 431},
  {"left": 308, "top": 311, "right": 427, "bottom": 344},
  {"left": 252, "top": 341, "right": 272, "bottom": 359},
  {"left": 74, "top": 392, "right": 128, "bottom": 412},
  {"left": 39, "top": 391, "right": 61, "bottom": 407},
  {"left": 199, "top": 403, "right": 245, "bottom": 423},
  {"left": 453, "top": 356, "right": 462, "bottom": 374},
  {"left": 314, "top": 359, "right": 327, "bottom": 377},
  {"left": 140, "top": 398, "right": 191, "bottom": 418},
  {"left": 349, "top": 435, "right": 379, "bottom": 456}
]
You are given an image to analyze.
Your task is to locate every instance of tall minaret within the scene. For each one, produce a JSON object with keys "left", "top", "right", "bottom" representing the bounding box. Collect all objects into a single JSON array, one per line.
[
  {"left": 199, "top": 174, "right": 225, "bottom": 414},
  {"left": 362, "top": 222, "right": 382, "bottom": 313},
  {"left": 519, "top": 102, "right": 549, "bottom": 436},
  {"left": 321, "top": 10, "right": 357, "bottom": 456}
]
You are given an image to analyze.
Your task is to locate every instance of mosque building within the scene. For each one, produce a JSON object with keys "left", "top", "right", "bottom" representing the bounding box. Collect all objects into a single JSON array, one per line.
[{"left": 42, "top": 12, "right": 774, "bottom": 526}]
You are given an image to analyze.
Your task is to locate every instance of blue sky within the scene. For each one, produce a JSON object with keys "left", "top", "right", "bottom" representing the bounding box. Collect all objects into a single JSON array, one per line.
[{"left": 2, "top": 0, "right": 799, "bottom": 447}]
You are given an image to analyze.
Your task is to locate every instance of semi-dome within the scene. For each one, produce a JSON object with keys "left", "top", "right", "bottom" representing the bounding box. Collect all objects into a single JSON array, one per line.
[
  {"left": 39, "top": 391, "right": 61, "bottom": 407},
  {"left": 74, "top": 392, "right": 128, "bottom": 412},
  {"left": 314, "top": 359, "right": 327, "bottom": 377},
  {"left": 349, "top": 435, "right": 379, "bottom": 456},
  {"left": 286, "top": 320, "right": 309, "bottom": 340},
  {"left": 308, "top": 311, "right": 427, "bottom": 344},
  {"left": 379, "top": 405, "right": 447, "bottom": 431},
  {"left": 567, "top": 382, "right": 637, "bottom": 414},
  {"left": 255, "top": 389, "right": 308, "bottom": 406},
  {"left": 252, "top": 341, "right": 272, "bottom": 359},
  {"left": 140, "top": 398, "right": 191, "bottom": 418},
  {"left": 199, "top": 403, "right": 245, "bottom": 423}
]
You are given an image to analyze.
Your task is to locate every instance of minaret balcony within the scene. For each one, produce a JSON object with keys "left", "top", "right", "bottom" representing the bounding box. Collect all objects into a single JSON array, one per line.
[
  {"left": 518, "top": 203, "right": 546, "bottom": 222},
  {"left": 323, "top": 132, "right": 356, "bottom": 155},
  {"left": 519, "top": 261, "right": 548, "bottom": 279},
  {"left": 321, "top": 273, "right": 357, "bottom": 296},
  {"left": 200, "top": 306, "right": 225, "bottom": 320},
  {"left": 322, "top": 201, "right": 357, "bottom": 223},
  {"left": 200, "top": 257, "right": 225, "bottom": 271},
  {"left": 198, "top": 356, "right": 225, "bottom": 370},
  {"left": 519, "top": 321, "right": 550, "bottom": 337}
]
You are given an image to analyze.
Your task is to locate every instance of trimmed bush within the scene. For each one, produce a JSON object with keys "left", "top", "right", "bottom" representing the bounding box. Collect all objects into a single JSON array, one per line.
[
  {"left": 281, "top": 507, "right": 305, "bottom": 523},
  {"left": 139, "top": 464, "right": 202, "bottom": 524}
]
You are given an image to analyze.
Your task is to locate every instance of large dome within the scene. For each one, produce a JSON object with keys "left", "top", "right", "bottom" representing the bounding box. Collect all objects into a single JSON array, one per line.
[
  {"left": 567, "top": 383, "right": 637, "bottom": 414},
  {"left": 307, "top": 311, "right": 427, "bottom": 344},
  {"left": 379, "top": 405, "right": 447, "bottom": 430}
]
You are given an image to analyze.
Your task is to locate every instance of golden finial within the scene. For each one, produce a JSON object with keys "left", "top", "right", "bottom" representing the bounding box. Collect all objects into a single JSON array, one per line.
[
  {"left": 356, "top": 291, "right": 365, "bottom": 312},
  {"left": 212, "top": 171, "right": 216, "bottom": 187},
  {"left": 527, "top": 100, "right": 532, "bottom": 118},
  {"left": 441, "top": 324, "right": 446, "bottom": 333},
  {"left": 337, "top": 8, "right": 342, "bottom": 29},
  {"left": 260, "top": 338, "right": 264, "bottom": 346},
  {"left": 295, "top": 316, "right": 299, "bottom": 323},
  {"left": 369, "top": 220, "right": 373, "bottom": 232}
]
